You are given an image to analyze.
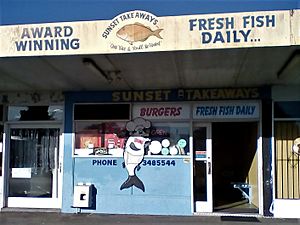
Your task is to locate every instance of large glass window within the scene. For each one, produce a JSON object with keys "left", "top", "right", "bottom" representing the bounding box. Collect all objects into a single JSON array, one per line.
[
  {"left": 73, "top": 103, "right": 130, "bottom": 157},
  {"left": 73, "top": 120, "right": 190, "bottom": 157},
  {"left": 148, "top": 122, "right": 190, "bottom": 156},
  {"left": 274, "top": 101, "right": 300, "bottom": 199},
  {"left": 73, "top": 103, "right": 189, "bottom": 157},
  {"left": 274, "top": 121, "right": 300, "bottom": 199},
  {"left": 74, "top": 121, "right": 127, "bottom": 156},
  {"left": 8, "top": 106, "right": 63, "bottom": 121}
]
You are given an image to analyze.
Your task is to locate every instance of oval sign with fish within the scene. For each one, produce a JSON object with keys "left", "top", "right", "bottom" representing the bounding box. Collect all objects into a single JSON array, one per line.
[{"left": 102, "top": 10, "right": 164, "bottom": 51}]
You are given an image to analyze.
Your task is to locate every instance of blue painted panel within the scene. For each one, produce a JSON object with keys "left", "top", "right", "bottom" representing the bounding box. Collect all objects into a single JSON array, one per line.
[
  {"left": 1, "top": 0, "right": 299, "bottom": 25},
  {"left": 61, "top": 99, "right": 75, "bottom": 212},
  {"left": 64, "top": 157, "right": 192, "bottom": 215}
]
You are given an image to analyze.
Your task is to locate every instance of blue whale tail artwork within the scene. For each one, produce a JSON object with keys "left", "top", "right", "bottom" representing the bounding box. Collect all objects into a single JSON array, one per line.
[{"left": 120, "top": 175, "right": 145, "bottom": 192}]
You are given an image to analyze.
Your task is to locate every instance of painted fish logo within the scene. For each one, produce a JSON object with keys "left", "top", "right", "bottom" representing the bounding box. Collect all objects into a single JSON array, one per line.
[
  {"left": 120, "top": 136, "right": 150, "bottom": 192},
  {"left": 116, "top": 22, "right": 163, "bottom": 45}
]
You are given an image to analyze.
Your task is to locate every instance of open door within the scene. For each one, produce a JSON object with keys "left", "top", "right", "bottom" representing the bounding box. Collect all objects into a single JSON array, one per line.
[{"left": 193, "top": 123, "right": 212, "bottom": 212}]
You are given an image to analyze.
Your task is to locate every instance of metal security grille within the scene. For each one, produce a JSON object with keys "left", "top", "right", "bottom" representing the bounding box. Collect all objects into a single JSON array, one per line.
[{"left": 275, "top": 121, "right": 300, "bottom": 199}]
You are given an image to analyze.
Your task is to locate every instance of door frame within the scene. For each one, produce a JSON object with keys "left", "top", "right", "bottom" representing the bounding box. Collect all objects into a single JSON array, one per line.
[
  {"left": 2, "top": 121, "right": 63, "bottom": 209},
  {"left": 192, "top": 122, "right": 213, "bottom": 213}
]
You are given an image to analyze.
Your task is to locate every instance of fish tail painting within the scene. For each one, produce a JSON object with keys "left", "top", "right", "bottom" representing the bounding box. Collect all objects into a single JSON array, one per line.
[
  {"left": 153, "top": 29, "right": 163, "bottom": 39},
  {"left": 120, "top": 175, "right": 145, "bottom": 192}
]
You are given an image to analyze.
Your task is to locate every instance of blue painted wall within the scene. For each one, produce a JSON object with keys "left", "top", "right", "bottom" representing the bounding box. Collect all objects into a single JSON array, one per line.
[
  {"left": 68, "top": 157, "right": 191, "bottom": 215},
  {"left": 1, "top": 0, "right": 300, "bottom": 25},
  {"left": 62, "top": 92, "right": 192, "bottom": 215}
]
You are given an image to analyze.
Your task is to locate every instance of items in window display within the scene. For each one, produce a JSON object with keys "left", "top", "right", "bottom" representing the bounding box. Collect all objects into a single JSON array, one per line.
[
  {"left": 161, "top": 147, "right": 169, "bottom": 155},
  {"left": 169, "top": 145, "right": 179, "bottom": 155},
  {"left": 169, "top": 140, "right": 186, "bottom": 155},
  {"left": 94, "top": 147, "right": 109, "bottom": 155},
  {"left": 120, "top": 118, "right": 152, "bottom": 192},
  {"left": 162, "top": 139, "right": 170, "bottom": 148},
  {"left": 77, "top": 133, "right": 100, "bottom": 149},
  {"left": 74, "top": 122, "right": 126, "bottom": 156},
  {"left": 149, "top": 140, "right": 162, "bottom": 154},
  {"left": 74, "top": 119, "right": 188, "bottom": 156},
  {"left": 147, "top": 138, "right": 187, "bottom": 155},
  {"left": 177, "top": 139, "right": 187, "bottom": 149}
]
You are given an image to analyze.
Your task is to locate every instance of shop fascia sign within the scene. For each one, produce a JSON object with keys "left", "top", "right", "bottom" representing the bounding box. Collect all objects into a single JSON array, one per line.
[
  {"left": 193, "top": 101, "right": 260, "bottom": 119},
  {"left": 133, "top": 103, "right": 190, "bottom": 120},
  {"left": 0, "top": 9, "right": 299, "bottom": 57},
  {"left": 110, "top": 87, "right": 267, "bottom": 102}
]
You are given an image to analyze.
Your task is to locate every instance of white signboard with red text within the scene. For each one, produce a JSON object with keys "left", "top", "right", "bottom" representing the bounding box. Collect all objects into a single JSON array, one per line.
[{"left": 133, "top": 103, "right": 190, "bottom": 120}]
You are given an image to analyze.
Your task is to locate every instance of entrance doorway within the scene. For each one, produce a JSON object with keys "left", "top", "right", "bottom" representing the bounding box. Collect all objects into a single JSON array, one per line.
[
  {"left": 5, "top": 124, "right": 62, "bottom": 208},
  {"left": 193, "top": 123, "right": 213, "bottom": 212},
  {"left": 212, "top": 122, "right": 259, "bottom": 213}
]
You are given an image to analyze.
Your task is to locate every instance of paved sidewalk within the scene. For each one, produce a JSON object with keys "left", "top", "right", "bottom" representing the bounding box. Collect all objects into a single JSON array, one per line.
[{"left": 0, "top": 212, "right": 299, "bottom": 225}]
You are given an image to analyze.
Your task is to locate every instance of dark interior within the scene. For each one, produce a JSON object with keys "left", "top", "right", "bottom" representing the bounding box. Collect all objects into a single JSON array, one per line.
[{"left": 212, "top": 122, "right": 258, "bottom": 212}]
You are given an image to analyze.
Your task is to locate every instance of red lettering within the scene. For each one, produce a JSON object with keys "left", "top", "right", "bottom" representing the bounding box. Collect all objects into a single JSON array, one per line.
[
  {"left": 153, "top": 108, "right": 158, "bottom": 116},
  {"left": 158, "top": 107, "right": 164, "bottom": 116},
  {"left": 170, "top": 108, "right": 176, "bottom": 116},
  {"left": 146, "top": 108, "right": 151, "bottom": 116},
  {"left": 176, "top": 107, "right": 182, "bottom": 116},
  {"left": 164, "top": 107, "right": 170, "bottom": 116},
  {"left": 139, "top": 106, "right": 183, "bottom": 117},
  {"left": 140, "top": 108, "right": 146, "bottom": 116}
]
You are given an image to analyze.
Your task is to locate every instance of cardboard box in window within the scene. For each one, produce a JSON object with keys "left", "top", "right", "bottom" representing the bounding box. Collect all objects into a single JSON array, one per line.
[{"left": 76, "top": 132, "right": 101, "bottom": 149}]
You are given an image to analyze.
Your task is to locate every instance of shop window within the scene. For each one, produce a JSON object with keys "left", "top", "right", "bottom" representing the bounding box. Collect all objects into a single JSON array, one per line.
[
  {"left": 74, "top": 104, "right": 130, "bottom": 120},
  {"left": 73, "top": 119, "right": 190, "bottom": 157},
  {"left": 274, "top": 101, "right": 300, "bottom": 118},
  {"left": 148, "top": 122, "right": 190, "bottom": 156},
  {"left": 74, "top": 121, "right": 127, "bottom": 156},
  {"left": 73, "top": 104, "right": 130, "bottom": 156},
  {"left": 274, "top": 101, "right": 300, "bottom": 199},
  {"left": 274, "top": 121, "right": 300, "bottom": 199},
  {"left": 8, "top": 106, "right": 63, "bottom": 121}
]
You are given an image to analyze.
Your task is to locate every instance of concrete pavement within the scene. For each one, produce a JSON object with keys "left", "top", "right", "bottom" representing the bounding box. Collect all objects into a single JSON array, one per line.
[{"left": 0, "top": 212, "right": 299, "bottom": 225}]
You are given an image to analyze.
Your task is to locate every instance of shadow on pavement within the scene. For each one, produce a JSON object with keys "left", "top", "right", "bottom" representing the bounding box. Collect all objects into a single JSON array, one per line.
[{"left": 221, "top": 216, "right": 261, "bottom": 222}]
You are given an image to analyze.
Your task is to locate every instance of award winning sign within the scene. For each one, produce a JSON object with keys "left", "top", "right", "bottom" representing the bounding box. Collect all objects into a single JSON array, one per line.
[{"left": 0, "top": 9, "right": 299, "bottom": 57}]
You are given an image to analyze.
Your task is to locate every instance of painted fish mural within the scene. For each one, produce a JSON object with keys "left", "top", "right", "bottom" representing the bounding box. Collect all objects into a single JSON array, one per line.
[
  {"left": 120, "top": 136, "right": 150, "bottom": 192},
  {"left": 116, "top": 22, "right": 163, "bottom": 45}
]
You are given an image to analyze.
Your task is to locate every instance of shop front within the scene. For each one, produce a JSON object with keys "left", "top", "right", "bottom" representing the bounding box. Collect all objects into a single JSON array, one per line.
[
  {"left": 60, "top": 88, "right": 264, "bottom": 215},
  {"left": 0, "top": 94, "right": 64, "bottom": 209},
  {"left": 1, "top": 0, "right": 300, "bottom": 218}
]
